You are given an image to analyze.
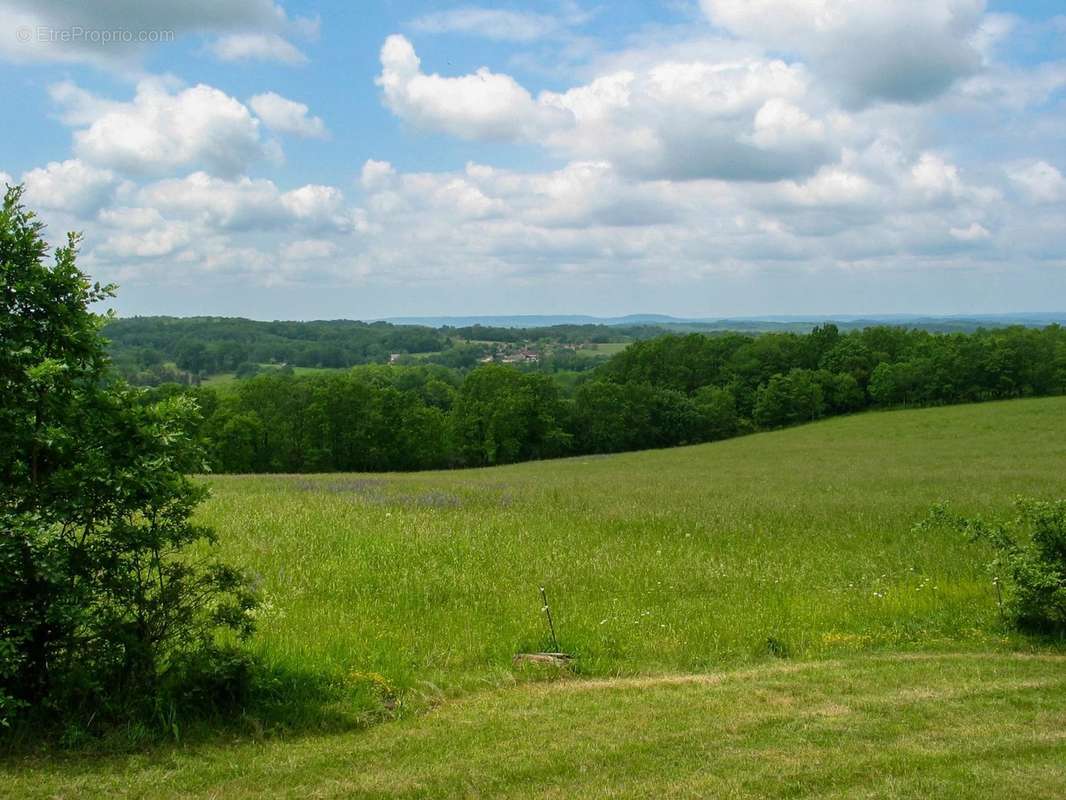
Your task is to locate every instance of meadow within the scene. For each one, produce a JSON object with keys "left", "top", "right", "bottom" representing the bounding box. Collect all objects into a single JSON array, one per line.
[
  {"left": 199, "top": 397, "right": 1065, "bottom": 700},
  {"left": 3, "top": 397, "right": 1065, "bottom": 797}
]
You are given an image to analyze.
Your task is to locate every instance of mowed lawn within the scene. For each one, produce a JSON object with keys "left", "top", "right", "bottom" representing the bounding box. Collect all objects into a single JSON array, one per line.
[
  {"left": 5, "top": 653, "right": 1066, "bottom": 799},
  {"left": 3, "top": 397, "right": 1065, "bottom": 797}
]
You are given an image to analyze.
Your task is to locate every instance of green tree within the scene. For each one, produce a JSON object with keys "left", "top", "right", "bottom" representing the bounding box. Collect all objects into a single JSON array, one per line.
[
  {"left": 694, "top": 386, "right": 739, "bottom": 440},
  {"left": 814, "top": 370, "right": 865, "bottom": 415},
  {"left": 753, "top": 369, "right": 825, "bottom": 429},
  {"left": 451, "top": 365, "right": 570, "bottom": 466},
  {"left": 0, "top": 187, "right": 257, "bottom": 729}
]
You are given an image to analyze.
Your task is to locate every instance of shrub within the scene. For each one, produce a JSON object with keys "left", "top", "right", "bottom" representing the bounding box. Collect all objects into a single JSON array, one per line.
[
  {"left": 920, "top": 498, "right": 1066, "bottom": 633},
  {"left": 0, "top": 187, "right": 258, "bottom": 733}
]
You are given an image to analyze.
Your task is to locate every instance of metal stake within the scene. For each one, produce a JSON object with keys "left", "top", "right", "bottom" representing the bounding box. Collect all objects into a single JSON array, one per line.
[{"left": 540, "top": 586, "right": 561, "bottom": 653}]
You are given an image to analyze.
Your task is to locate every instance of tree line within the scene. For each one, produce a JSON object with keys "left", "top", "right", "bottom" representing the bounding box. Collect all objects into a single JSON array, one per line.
[
  {"left": 144, "top": 324, "right": 1066, "bottom": 473},
  {"left": 106, "top": 316, "right": 449, "bottom": 384}
]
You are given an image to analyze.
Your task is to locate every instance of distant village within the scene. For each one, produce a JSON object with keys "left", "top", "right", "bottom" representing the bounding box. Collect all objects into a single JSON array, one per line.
[
  {"left": 388, "top": 341, "right": 587, "bottom": 366},
  {"left": 477, "top": 341, "right": 586, "bottom": 365}
]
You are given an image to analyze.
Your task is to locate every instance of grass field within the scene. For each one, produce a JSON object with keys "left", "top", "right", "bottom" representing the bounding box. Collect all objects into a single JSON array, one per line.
[
  {"left": 5, "top": 652, "right": 1065, "bottom": 798},
  {"left": 201, "top": 365, "right": 350, "bottom": 388},
  {"left": 3, "top": 397, "right": 1065, "bottom": 796},
  {"left": 200, "top": 397, "right": 1066, "bottom": 698},
  {"left": 576, "top": 341, "right": 631, "bottom": 356}
]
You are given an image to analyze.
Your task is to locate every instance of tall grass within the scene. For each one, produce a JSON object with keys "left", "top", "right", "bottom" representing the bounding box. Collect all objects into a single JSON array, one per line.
[{"left": 197, "top": 397, "right": 1066, "bottom": 718}]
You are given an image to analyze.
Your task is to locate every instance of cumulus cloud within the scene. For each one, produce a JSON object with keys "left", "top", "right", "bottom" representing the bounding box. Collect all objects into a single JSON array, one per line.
[
  {"left": 96, "top": 220, "right": 192, "bottom": 259},
  {"left": 54, "top": 79, "right": 270, "bottom": 178},
  {"left": 31, "top": 136, "right": 1027, "bottom": 296},
  {"left": 56, "top": 171, "right": 367, "bottom": 285},
  {"left": 700, "top": 0, "right": 986, "bottom": 106},
  {"left": 21, "top": 159, "right": 122, "bottom": 215},
  {"left": 1008, "top": 160, "right": 1066, "bottom": 204},
  {"left": 341, "top": 139, "right": 1008, "bottom": 284},
  {"left": 377, "top": 34, "right": 564, "bottom": 141},
  {"left": 548, "top": 60, "right": 839, "bottom": 181},
  {"left": 378, "top": 35, "right": 842, "bottom": 182},
  {"left": 249, "top": 92, "right": 328, "bottom": 138},
  {"left": 136, "top": 172, "right": 360, "bottom": 233},
  {"left": 360, "top": 159, "right": 397, "bottom": 191}
]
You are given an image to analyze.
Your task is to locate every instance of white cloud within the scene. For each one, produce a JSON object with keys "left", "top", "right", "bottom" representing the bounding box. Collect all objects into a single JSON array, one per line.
[
  {"left": 97, "top": 221, "right": 192, "bottom": 258},
  {"left": 959, "top": 61, "right": 1066, "bottom": 111},
  {"left": 700, "top": 0, "right": 985, "bottom": 106},
  {"left": 249, "top": 92, "right": 327, "bottom": 138},
  {"left": 377, "top": 34, "right": 564, "bottom": 141},
  {"left": 360, "top": 159, "right": 396, "bottom": 191},
  {"left": 950, "top": 222, "right": 991, "bottom": 241},
  {"left": 131, "top": 172, "right": 360, "bottom": 234},
  {"left": 909, "top": 153, "right": 964, "bottom": 200},
  {"left": 772, "top": 166, "right": 879, "bottom": 210},
  {"left": 1008, "top": 160, "right": 1066, "bottom": 204},
  {"left": 209, "top": 33, "right": 307, "bottom": 65},
  {"left": 139, "top": 172, "right": 288, "bottom": 229},
  {"left": 280, "top": 184, "right": 354, "bottom": 229},
  {"left": 21, "top": 159, "right": 121, "bottom": 215},
  {"left": 40, "top": 136, "right": 1030, "bottom": 296},
  {"left": 378, "top": 35, "right": 842, "bottom": 181},
  {"left": 48, "top": 80, "right": 126, "bottom": 125},
  {"left": 57, "top": 171, "right": 366, "bottom": 284},
  {"left": 98, "top": 205, "right": 166, "bottom": 229},
  {"left": 55, "top": 80, "right": 269, "bottom": 178}
]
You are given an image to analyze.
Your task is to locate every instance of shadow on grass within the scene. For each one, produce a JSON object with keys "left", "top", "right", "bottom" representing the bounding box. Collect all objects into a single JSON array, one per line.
[{"left": 0, "top": 652, "right": 393, "bottom": 762}]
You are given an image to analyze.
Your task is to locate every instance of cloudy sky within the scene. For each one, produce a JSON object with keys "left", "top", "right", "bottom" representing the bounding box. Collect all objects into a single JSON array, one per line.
[{"left": 1, "top": 1, "right": 1064, "bottom": 319}]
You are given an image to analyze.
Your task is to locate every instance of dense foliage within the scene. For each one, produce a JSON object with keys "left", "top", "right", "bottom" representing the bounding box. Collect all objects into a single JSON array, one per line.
[
  {"left": 105, "top": 316, "right": 449, "bottom": 384},
  {"left": 923, "top": 499, "right": 1066, "bottom": 633},
  {"left": 139, "top": 323, "right": 1066, "bottom": 474},
  {"left": 0, "top": 188, "right": 256, "bottom": 732}
]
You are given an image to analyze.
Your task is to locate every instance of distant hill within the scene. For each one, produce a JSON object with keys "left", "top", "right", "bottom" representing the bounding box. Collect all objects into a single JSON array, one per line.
[
  {"left": 383, "top": 314, "right": 682, "bottom": 327},
  {"left": 384, "top": 312, "right": 1066, "bottom": 332}
]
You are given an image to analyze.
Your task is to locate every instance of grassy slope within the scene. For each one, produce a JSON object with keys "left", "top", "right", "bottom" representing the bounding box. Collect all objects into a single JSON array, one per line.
[
  {"left": 203, "top": 397, "right": 1065, "bottom": 697},
  {"left": 3, "top": 398, "right": 1065, "bottom": 796}
]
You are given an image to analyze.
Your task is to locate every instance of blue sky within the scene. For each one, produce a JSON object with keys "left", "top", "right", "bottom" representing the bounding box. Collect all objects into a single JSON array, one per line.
[{"left": 1, "top": 0, "right": 1064, "bottom": 319}]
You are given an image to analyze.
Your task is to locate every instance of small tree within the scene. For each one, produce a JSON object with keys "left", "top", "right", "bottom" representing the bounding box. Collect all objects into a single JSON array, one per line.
[{"left": 0, "top": 187, "right": 257, "bottom": 729}]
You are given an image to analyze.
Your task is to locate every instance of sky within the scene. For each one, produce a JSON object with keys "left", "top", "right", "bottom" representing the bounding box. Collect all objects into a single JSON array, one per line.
[{"left": 1, "top": 1, "right": 1064, "bottom": 320}]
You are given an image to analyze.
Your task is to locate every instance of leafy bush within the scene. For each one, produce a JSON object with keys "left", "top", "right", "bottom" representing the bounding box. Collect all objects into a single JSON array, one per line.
[
  {"left": 0, "top": 187, "right": 258, "bottom": 733},
  {"left": 920, "top": 498, "right": 1066, "bottom": 633}
]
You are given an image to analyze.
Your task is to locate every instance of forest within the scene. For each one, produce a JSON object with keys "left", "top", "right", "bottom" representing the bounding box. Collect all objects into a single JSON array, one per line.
[
  {"left": 103, "top": 316, "right": 669, "bottom": 384},
  {"left": 139, "top": 323, "right": 1066, "bottom": 474}
]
